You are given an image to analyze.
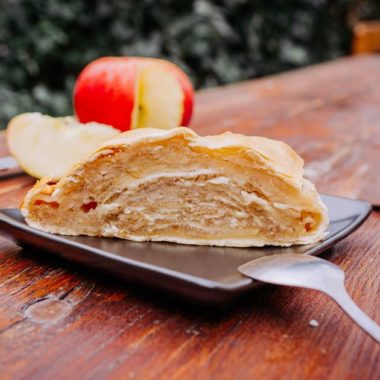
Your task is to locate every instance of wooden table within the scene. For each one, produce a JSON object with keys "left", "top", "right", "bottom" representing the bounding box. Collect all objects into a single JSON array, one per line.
[{"left": 0, "top": 55, "right": 379, "bottom": 380}]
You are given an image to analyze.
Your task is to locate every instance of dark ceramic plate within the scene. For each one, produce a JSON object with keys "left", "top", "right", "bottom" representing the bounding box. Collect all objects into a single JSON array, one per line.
[{"left": 0, "top": 194, "right": 371, "bottom": 305}]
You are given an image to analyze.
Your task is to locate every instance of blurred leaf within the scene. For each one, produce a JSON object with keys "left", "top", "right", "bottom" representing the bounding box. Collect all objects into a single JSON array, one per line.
[{"left": 0, "top": 0, "right": 378, "bottom": 128}]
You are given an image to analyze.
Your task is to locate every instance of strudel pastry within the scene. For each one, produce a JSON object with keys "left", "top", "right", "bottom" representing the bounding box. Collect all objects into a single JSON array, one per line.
[{"left": 22, "top": 127, "right": 328, "bottom": 247}]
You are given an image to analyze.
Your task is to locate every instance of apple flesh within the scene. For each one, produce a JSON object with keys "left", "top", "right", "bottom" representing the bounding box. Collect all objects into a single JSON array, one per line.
[
  {"left": 7, "top": 113, "right": 119, "bottom": 178},
  {"left": 74, "top": 57, "right": 194, "bottom": 131}
]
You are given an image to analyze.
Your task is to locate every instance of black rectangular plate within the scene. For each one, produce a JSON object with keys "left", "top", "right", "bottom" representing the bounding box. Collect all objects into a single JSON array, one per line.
[{"left": 0, "top": 194, "right": 371, "bottom": 305}]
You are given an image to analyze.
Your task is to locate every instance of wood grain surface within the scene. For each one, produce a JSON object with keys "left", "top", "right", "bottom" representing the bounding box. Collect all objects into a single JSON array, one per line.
[{"left": 0, "top": 55, "right": 379, "bottom": 380}]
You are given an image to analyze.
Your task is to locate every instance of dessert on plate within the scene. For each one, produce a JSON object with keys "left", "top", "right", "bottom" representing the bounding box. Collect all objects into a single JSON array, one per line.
[{"left": 21, "top": 127, "right": 328, "bottom": 247}]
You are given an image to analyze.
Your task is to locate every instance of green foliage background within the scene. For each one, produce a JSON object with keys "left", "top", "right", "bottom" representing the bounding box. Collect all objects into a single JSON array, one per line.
[{"left": 0, "top": 0, "right": 379, "bottom": 129}]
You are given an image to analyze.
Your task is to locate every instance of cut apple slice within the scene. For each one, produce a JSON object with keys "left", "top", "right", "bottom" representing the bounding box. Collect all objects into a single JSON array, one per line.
[
  {"left": 7, "top": 113, "right": 119, "bottom": 178},
  {"left": 136, "top": 65, "right": 184, "bottom": 129},
  {"left": 132, "top": 58, "right": 194, "bottom": 130}
]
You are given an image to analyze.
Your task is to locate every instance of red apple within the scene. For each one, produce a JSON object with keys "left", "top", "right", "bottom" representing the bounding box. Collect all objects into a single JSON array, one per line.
[{"left": 73, "top": 57, "right": 194, "bottom": 131}]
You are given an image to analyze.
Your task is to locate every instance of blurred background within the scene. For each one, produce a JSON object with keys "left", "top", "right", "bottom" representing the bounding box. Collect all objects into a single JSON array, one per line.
[{"left": 0, "top": 0, "right": 379, "bottom": 129}]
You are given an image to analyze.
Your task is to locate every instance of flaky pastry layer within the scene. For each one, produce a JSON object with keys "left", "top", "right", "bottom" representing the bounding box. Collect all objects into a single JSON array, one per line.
[{"left": 22, "top": 127, "right": 328, "bottom": 247}]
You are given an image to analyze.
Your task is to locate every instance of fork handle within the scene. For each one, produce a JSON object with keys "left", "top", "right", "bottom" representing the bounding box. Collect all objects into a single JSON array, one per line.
[{"left": 326, "top": 285, "right": 380, "bottom": 343}]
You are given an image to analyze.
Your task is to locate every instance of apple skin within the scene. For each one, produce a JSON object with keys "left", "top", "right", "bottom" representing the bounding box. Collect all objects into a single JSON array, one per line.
[
  {"left": 74, "top": 57, "right": 138, "bottom": 132},
  {"left": 74, "top": 57, "right": 194, "bottom": 132}
]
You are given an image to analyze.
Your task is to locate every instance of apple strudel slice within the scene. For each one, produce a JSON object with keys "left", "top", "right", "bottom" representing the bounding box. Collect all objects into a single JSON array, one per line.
[{"left": 22, "top": 127, "right": 328, "bottom": 247}]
